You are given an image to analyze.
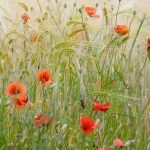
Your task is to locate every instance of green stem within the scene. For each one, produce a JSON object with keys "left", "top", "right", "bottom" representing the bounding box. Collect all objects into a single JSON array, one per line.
[{"left": 128, "top": 14, "right": 146, "bottom": 65}]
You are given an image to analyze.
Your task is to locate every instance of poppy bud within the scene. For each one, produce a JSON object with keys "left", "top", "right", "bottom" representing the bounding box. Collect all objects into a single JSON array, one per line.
[
  {"left": 114, "top": 25, "right": 129, "bottom": 35},
  {"left": 147, "top": 38, "right": 150, "bottom": 60}
]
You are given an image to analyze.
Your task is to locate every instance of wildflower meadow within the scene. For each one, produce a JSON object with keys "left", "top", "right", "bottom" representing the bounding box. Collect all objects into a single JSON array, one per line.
[{"left": 0, "top": 0, "right": 150, "bottom": 149}]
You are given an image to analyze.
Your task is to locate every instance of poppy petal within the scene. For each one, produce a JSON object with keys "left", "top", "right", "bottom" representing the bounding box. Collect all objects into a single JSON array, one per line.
[{"left": 113, "top": 138, "right": 124, "bottom": 148}]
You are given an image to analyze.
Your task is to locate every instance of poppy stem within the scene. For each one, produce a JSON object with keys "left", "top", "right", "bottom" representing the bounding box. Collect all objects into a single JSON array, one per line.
[
  {"left": 128, "top": 14, "right": 146, "bottom": 65},
  {"left": 114, "top": 0, "right": 121, "bottom": 27},
  {"left": 42, "top": 86, "right": 45, "bottom": 113},
  {"left": 81, "top": 133, "right": 86, "bottom": 149}
]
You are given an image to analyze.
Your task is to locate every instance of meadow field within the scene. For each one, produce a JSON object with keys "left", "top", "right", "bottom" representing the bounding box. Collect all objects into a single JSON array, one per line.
[{"left": 0, "top": 0, "right": 150, "bottom": 150}]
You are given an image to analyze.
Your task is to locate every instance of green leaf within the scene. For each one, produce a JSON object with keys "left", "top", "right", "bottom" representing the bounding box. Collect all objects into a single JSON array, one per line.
[{"left": 0, "top": 129, "right": 7, "bottom": 148}]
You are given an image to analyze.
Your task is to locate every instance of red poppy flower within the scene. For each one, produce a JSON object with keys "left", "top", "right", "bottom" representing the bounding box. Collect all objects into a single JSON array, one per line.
[
  {"left": 34, "top": 114, "right": 53, "bottom": 127},
  {"left": 22, "top": 13, "right": 30, "bottom": 24},
  {"left": 147, "top": 38, "right": 150, "bottom": 50},
  {"left": 13, "top": 94, "right": 28, "bottom": 109},
  {"left": 114, "top": 25, "right": 129, "bottom": 35},
  {"left": 38, "top": 69, "right": 52, "bottom": 86},
  {"left": 98, "top": 148, "right": 111, "bottom": 150},
  {"left": 93, "top": 101, "right": 110, "bottom": 112},
  {"left": 85, "top": 7, "right": 100, "bottom": 18},
  {"left": 113, "top": 138, "right": 124, "bottom": 148},
  {"left": 80, "top": 116, "right": 97, "bottom": 135},
  {"left": 6, "top": 82, "right": 27, "bottom": 96}
]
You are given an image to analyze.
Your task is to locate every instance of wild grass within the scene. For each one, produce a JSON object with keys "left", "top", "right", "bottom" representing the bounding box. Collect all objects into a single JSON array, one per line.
[{"left": 0, "top": 0, "right": 150, "bottom": 150}]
